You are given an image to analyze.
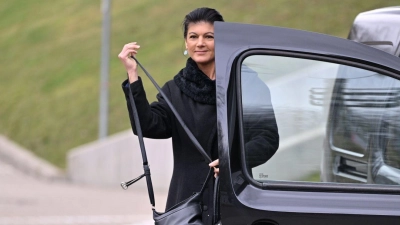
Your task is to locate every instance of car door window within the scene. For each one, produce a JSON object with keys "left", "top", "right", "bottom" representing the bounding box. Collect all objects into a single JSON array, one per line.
[{"left": 240, "top": 54, "right": 400, "bottom": 186}]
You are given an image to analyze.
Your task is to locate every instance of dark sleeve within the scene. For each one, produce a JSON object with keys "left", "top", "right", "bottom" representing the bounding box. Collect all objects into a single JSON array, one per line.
[
  {"left": 121, "top": 77, "right": 173, "bottom": 139},
  {"left": 243, "top": 102, "right": 279, "bottom": 169},
  {"left": 241, "top": 69, "right": 279, "bottom": 169}
]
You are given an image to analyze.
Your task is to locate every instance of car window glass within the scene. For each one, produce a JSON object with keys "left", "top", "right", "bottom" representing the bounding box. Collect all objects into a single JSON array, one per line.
[{"left": 241, "top": 55, "right": 400, "bottom": 186}]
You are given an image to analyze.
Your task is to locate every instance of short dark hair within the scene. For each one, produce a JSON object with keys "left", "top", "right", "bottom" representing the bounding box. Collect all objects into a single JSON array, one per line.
[{"left": 182, "top": 7, "right": 224, "bottom": 38}]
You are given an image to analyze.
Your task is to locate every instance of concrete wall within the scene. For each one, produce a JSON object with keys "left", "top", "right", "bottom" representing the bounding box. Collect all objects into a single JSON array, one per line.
[
  {"left": 0, "top": 135, "right": 64, "bottom": 180},
  {"left": 67, "top": 130, "right": 173, "bottom": 192}
]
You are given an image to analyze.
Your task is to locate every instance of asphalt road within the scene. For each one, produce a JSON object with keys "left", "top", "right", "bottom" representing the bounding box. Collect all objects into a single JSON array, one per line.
[{"left": 0, "top": 160, "right": 168, "bottom": 225}]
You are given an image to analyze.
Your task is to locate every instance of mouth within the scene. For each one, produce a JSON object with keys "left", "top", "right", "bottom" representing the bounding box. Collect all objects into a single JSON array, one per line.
[{"left": 195, "top": 50, "right": 208, "bottom": 54}]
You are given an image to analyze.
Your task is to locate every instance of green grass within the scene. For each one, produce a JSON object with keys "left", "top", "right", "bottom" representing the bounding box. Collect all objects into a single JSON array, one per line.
[
  {"left": 1, "top": 0, "right": 398, "bottom": 168},
  {"left": 302, "top": 171, "right": 321, "bottom": 183}
]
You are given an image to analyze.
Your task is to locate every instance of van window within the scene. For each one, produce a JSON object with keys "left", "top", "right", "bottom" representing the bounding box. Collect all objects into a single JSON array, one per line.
[{"left": 240, "top": 54, "right": 400, "bottom": 185}]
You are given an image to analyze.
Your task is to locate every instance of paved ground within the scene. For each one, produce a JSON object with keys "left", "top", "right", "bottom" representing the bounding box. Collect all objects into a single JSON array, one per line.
[{"left": 0, "top": 160, "right": 168, "bottom": 225}]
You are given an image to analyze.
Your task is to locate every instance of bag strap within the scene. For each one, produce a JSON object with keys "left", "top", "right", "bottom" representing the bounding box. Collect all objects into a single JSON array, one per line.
[
  {"left": 126, "top": 84, "right": 156, "bottom": 207},
  {"left": 213, "top": 176, "right": 221, "bottom": 224}
]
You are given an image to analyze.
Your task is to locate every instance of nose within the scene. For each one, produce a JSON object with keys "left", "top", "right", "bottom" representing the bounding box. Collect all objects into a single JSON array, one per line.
[{"left": 196, "top": 37, "right": 205, "bottom": 47}]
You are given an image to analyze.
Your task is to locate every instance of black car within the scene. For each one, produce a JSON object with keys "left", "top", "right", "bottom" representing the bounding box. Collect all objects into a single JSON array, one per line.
[{"left": 215, "top": 6, "right": 400, "bottom": 225}]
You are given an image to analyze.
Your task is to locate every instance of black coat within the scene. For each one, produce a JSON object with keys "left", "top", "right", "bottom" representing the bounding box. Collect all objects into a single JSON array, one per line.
[{"left": 122, "top": 59, "right": 218, "bottom": 224}]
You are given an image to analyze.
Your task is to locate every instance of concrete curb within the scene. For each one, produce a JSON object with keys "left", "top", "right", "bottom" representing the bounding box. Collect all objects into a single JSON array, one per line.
[{"left": 0, "top": 135, "right": 65, "bottom": 181}]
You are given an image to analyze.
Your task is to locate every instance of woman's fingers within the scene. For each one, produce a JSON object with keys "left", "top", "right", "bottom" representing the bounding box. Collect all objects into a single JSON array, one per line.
[
  {"left": 209, "top": 159, "right": 219, "bottom": 178},
  {"left": 124, "top": 43, "right": 141, "bottom": 55},
  {"left": 213, "top": 167, "right": 219, "bottom": 178},
  {"left": 118, "top": 43, "right": 140, "bottom": 59},
  {"left": 209, "top": 159, "right": 219, "bottom": 167},
  {"left": 118, "top": 42, "right": 141, "bottom": 83}
]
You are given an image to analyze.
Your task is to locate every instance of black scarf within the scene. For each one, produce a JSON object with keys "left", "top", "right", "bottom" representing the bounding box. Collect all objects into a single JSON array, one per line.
[{"left": 174, "top": 58, "right": 216, "bottom": 105}]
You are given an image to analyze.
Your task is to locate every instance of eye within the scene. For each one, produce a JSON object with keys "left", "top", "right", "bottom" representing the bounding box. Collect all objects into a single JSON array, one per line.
[
  {"left": 189, "top": 35, "right": 197, "bottom": 39},
  {"left": 206, "top": 35, "right": 214, "bottom": 39}
]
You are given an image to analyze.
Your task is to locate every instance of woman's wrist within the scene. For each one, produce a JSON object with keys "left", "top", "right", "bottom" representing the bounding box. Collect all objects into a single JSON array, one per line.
[{"left": 128, "top": 70, "right": 139, "bottom": 83}]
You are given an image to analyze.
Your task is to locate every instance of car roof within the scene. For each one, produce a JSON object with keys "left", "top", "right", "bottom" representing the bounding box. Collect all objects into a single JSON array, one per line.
[
  {"left": 348, "top": 6, "right": 400, "bottom": 56},
  {"left": 215, "top": 21, "right": 400, "bottom": 81}
]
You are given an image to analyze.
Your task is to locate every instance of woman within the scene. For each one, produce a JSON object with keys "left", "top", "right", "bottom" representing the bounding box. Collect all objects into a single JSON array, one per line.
[{"left": 119, "top": 7, "right": 223, "bottom": 224}]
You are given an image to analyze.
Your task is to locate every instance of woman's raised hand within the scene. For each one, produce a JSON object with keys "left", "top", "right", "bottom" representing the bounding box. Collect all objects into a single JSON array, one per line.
[{"left": 118, "top": 42, "right": 141, "bottom": 83}]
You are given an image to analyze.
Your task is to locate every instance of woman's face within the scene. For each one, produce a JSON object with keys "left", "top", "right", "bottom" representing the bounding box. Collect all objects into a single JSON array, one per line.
[{"left": 185, "top": 22, "right": 215, "bottom": 66}]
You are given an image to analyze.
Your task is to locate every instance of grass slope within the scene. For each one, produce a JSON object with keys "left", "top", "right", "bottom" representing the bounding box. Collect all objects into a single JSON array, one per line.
[{"left": 0, "top": 0, "right": 398, "bottom": 168}]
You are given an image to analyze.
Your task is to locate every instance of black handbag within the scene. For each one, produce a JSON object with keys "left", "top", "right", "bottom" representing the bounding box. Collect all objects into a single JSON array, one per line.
[
  {"left": 121, "top": 57, "right": 221, "bottom": 225},
  {"left": 153, "top": 170, "right": 212, "bottom": 225}
]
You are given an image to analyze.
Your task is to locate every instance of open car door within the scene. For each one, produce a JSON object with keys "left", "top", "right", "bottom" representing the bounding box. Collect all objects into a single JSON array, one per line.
[{"left": 215, "top": 19, "right": 400, "bottom": 225}]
